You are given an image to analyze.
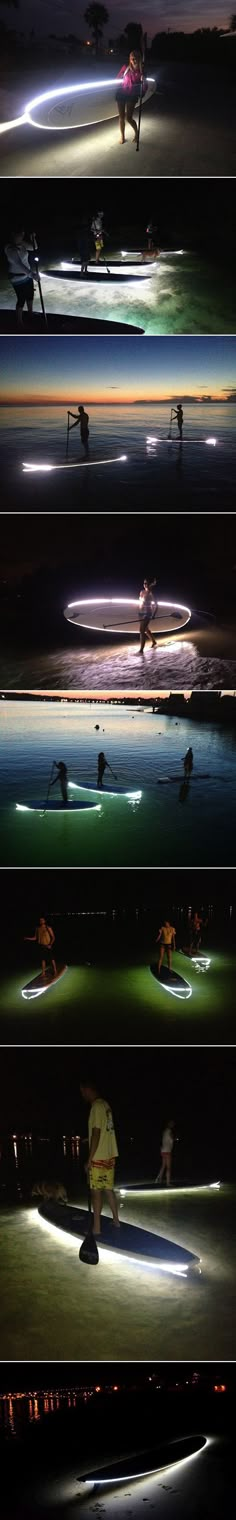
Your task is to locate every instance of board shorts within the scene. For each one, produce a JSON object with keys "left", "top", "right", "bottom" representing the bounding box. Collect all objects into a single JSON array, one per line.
[
  {"left": 160, "top": 939, "right": 172, "bottom": 948},
  {"left": 39, "top": 944, "right": 54, "bottom": 962},
  {"left": 12, "top": 277, "right": 34, "bottom": 305},
  {"left": 89, "top": 1159, "right": 116, "bottom": 1191},
  {"left": 161, "top": 1151, "right": 172, "bottom": 1162}
]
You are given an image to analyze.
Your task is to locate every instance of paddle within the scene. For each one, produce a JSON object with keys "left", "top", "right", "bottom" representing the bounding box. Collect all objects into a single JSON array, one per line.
[
  {"left": 168, "top": 407, "right": 175, "bottom": 440},
  {"left": 31, "top": 232, "right": 48, "bottom": 330},
  {"left": 136, "top": 77, "right": 144, "bottom": 153},
  {"left": 79, "top": 1179, "right": 99, "bottom": 1265},
  {"left": 42, "top": 761, "right": 56, "bottom": 815}
]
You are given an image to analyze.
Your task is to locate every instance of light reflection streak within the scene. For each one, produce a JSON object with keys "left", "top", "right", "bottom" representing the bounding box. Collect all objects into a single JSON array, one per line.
[{"left": 34, "top": 1210, "right": 194, "bottom": 1278}]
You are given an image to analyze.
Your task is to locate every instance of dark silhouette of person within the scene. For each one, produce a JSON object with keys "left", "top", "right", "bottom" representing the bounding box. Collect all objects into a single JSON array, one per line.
[
  {"left": 173, "top": 403, "right": 183, "bottom": 439},
  {"left": 183, "top": 747, "right": 193, "bottom": 777},
  {"left": 97, "top": 752, "right": 117, "bottom": 789},
  {"left": 50, "top": 761, "right": 68, "bottom": 803},
  {"left": 4, "top": 229, "right": 38, "bottom": 329}
]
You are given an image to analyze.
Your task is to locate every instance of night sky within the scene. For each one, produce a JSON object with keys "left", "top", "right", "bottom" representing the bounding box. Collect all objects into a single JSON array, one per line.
[
  {"left": 1, "top": 336, "right": 236, "bottom": 404},
  {"left": 3, "top": 2, "right": 230, "bottom": 40}
]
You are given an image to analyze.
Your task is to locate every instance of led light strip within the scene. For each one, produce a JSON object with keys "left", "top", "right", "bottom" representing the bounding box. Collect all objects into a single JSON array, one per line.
[
  {"left": 35, "top": 1210, "right": 193, "bottom": 1277},
  {"left": 83, "top": 1437, "right": 209, "bottom": 1484},
  {"left": 22, "top": 456, "right": 127, "bottom": 473},
  {"left": 64, "top": 596, "right": 191, "bottom": 635},
  {"left": 119, "top": 1183, "right": 221, "bottom": 1196}
]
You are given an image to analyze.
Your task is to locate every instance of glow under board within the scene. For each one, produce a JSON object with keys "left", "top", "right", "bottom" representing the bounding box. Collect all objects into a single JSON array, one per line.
[
  {"left": 64, "top": 596, "right": 191, "bottom": 636},
  {"left": 35, "top": 1210, "right": 193, "bottom": 1277},
  {"left": 83, "top": 1437, "right": 208, "bottom": 1485}
]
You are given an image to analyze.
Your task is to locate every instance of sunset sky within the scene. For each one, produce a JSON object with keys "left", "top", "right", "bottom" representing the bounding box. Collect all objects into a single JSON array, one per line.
[
  {"left": 0, "top": 336, "right": 235, "bottom": 405},
  {"left": 3, "top": 2, "right": 230, "bottom": 41}
]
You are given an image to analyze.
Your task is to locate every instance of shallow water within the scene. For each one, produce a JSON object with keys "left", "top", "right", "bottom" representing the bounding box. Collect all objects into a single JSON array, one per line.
[
  {"left": 2, "top": 631, "right": 236, "bottom": 692},
  {"left": 1, "top": 402, "right": 236, "bottom": 510},
  {"left": 2, "top": 251, "right": 235, "bottom": 334},
  {"left": 1, "top": 699, "right": 236, "bottom": 866}
]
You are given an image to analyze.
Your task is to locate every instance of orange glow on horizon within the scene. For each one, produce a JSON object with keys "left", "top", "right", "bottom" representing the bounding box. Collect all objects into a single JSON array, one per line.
[{"left": 0, "top": 390, "right": 230, "bottom": 407}]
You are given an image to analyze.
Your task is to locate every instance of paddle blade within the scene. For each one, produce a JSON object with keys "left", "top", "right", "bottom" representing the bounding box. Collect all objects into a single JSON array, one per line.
[{"left": 79, "top": 1231, "right": 99, "bottom": 1265}]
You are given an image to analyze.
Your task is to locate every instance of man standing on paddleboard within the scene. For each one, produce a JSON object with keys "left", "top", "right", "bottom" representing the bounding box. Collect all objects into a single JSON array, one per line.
[
  {"left": 80, "top": 1081, "right": 120, "bottom": 1238},
  {"left": 24, "top": 918, "right": 57, "bottom": 979},
  {"left": 50, "top": 760, "right": 68, "bottom": 803},
  {"left": 156, "top": 920, "right": 176, "bottom": 975},
  {"left": 183, "top": 747, "right": 193, "bottom": 778}
]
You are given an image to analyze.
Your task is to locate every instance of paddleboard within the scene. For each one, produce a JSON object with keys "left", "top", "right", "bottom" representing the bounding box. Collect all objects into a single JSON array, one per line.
[
  {"left": 118, "top": 1179, "right": 218, "bottom": 1195},
  {"left": 150, "top": 962, "right": 192, "bottom": 999},
  {"left": 38, "top": 1201, "right": 199, "bottom": 1272},
  {"left": 179, "top": 949, "right": 211, "bottom": 973},
  {"left": 81, "top": 1435, "right": 207, "bottom": 1483},
  {"left": 43, "top": 263, "right": 154, "bottom": 283},
  {"left": 68, "top": 782, "right": 142, "bottom": 799},
  {"left": 64, "top": 597, "right": 191, "bottom": 636},
  {"left": 15, "top": 799, "right": 100, "bottom": 813},
  {"left": 22, "top": 963, "right": 67, "bottom": 999},
  {"left": 157, "top": 774, "right": 210, "bottom": 783},
  {"left": 25, "top": 79, "right": 156, "bottom": 132}
]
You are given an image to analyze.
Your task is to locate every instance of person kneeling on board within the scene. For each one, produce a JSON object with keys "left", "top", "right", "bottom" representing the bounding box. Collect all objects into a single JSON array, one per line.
[
  {"left": 24, "top": 917, "right": 57, "bottom": 979},
  {"left": 80, "top": 1080, "right": 120, "bottom": 1238},
  {"left": 156, "top": 919, "right": 176, "bottom": 974}
]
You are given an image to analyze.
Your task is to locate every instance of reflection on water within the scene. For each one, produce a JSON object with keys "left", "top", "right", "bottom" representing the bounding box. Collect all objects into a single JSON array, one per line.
[
  {"left": 1, "top": 638, "right": 236, "bottom": 691},
  {"left": 0, "top": 1386, "right": 95, "bottom": 1438}
]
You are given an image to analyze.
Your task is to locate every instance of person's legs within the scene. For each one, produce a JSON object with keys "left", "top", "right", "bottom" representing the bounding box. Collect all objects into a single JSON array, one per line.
[
  {"left": 41, "top": 958, "right": 46, "bottom": 976},
  {"left": 156, "top": 1156, "right": 165, "bottom": 1182},
  {"left": 106, "top": 1188, "right": 120, "bottom": 1225},
  {"left": 52, "top": 958, "right": 57, "bottom": 976},
  {"left": 167, "top": 945, "right": 172, "bottom": 971},
  {"left": 158, "top": 943, "right": 165, "bottom": 974},
  {"left": 26, "top": 300, "right": 33, "bottom": 316},
  {"left": 118, "top": 102, "right": 126, "bottom": 143},
  {"left": 91, "top": 1188, "right": 102, "bottom": 1235},
  {"left": 146, "top": 623, "right": 156, "bottom": 649},
  {"left": 126, "top": 104, "right": 138, "bottom": 142},
  {"left": 166, "top": 1154, "right": 171, "bottom": 1186}
]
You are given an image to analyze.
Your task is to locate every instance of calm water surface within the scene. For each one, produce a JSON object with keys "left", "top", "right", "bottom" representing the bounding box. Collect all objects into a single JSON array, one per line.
[
  {"left": 1, "top": 699, "right": 236, "bottom": 866},
  {"left": 1, "top": 402, "right": 235, "bottom": 510}
]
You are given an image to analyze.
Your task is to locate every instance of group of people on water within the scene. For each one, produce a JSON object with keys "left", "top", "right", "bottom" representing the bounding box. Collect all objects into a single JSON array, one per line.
[{"left": 42, "top": 742, "right": 193, "bottom": 805}]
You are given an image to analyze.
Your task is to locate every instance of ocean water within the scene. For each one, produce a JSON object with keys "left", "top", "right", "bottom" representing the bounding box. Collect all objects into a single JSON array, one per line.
[
  {"left": 1, "top": 699, "right": 236, "bottom": 866},
  {"left": 1, "top": 402, "right": 236, "bottom": 510}
]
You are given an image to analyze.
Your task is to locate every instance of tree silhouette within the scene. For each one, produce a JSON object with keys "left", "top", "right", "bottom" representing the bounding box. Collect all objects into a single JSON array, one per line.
[
  {"left": 230, "top": 13, "right": 236, "bottom": 29},
  {"left": 84, "top": 4, "right": 109, "bottom": 51}
]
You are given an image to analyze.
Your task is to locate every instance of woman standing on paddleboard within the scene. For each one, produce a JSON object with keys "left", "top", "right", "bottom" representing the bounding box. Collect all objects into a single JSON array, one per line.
[
  {"left": 115, "top": 52, "right": 148, "bottom": 145},
  {"left": 137, "top": 578, "right": 157, "bottom": 654},
  {"left": 24, "top": 918, "right": 57, "bottom": 979}
]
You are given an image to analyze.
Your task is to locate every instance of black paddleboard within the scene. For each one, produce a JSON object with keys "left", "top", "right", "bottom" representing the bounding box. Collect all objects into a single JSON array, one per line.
[
  {"left": 22, "top": 963, "right": 67, "bottom": 999},
  {"left": 150, "top": 962, "right": 192, "bottom": 999},
  {"left": 69, "top": 782, "right": 141, "bottom": 797},
  {"left": 157, "top": 773, "right": 210, "bottom": 783},
  {"left": 16, "top": 799, "right": 100, "bottom": 813},
  {"left": 44, "top": 265, "right": 152, "bottom": 284},
  {"left": 38, "top": 1201, "right": 199, "bottom": 1271},
  {"left": 81, "top": 1434, "right": 207, "bottom": 1483}
]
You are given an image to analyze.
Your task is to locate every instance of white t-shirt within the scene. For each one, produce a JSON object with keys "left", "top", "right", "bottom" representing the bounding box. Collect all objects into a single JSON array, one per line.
[
  {"left": 88, "top": 1098, "right": 118, "bottom": 1161},
  {"left": 5, "top": 242, "right": 33, "bottom": 279},
  {"left": 161, "top": 1127, "right": 174, "bottom": 1153}
]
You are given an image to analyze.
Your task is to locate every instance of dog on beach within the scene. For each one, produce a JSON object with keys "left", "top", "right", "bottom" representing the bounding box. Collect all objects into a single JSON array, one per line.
[{"left": 32, "top": 1181, "right": 68, "bottom": 1202}]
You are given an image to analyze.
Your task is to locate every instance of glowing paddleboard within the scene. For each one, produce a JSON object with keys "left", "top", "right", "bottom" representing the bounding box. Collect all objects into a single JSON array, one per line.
[
  {"left": 38, "top": 1201, "right": 199, "bottom": 1272},
  {"left": 24, "top": 78, "right": 156, "bottom": 132},
  {"left": 150, "top": 962, "right": 192, "bottom": 999},
  {"left": 44, "top": 262, "right": 155, "bottom": 283},
  {"left": 64, "top": 596, "right": 191, "bottom": 636},
  {"left": 81, "top": 1435, "right": 207, "bottom": 1483},
  {"left": 15, "top": 799, "right": 100, "bottom": 813},
  {"left": 22, "top": 963, "right": 67, "bottom": 999}
]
